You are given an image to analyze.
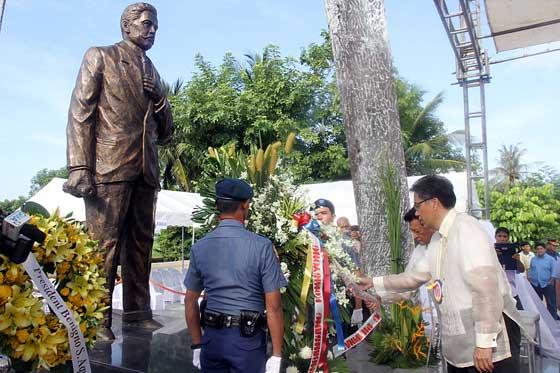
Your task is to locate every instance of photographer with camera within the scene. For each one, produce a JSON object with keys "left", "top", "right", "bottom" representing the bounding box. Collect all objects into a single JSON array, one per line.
[{"left": 494, "top": 227, "right": 524, "bottom": 310}]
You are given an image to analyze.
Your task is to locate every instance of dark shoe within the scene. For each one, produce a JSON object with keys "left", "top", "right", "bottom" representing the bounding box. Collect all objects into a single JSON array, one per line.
[
  {"left": 96, "top": 327, "right": 116, "bottom": 341},
  {"left": 123, "top": 318, "right": 163, "bottom": 331}
]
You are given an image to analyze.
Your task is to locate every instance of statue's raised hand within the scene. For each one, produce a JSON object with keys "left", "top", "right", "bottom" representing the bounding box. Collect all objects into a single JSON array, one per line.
[{"left": 63, "top": 169, "right": 96, "bottom": 198}]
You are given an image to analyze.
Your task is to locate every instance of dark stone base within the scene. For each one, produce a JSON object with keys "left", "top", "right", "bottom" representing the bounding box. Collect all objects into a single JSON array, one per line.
[{"left": 89, "top": 305, "right": 197, "bottom": 373}]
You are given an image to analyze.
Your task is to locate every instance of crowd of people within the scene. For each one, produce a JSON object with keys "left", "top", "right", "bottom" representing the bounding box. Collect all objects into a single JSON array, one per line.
[
  {"left": 183, "top": 175, "right": 559, "bottom": 373},
  {"left": 494, "top": 227, "right": 560, "bottom": 320}
]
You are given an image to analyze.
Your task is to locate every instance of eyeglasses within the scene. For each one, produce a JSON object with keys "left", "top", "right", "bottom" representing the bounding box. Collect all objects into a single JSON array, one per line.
[{"left": 413, "top": 198, "right": 433, "bottom": 209}]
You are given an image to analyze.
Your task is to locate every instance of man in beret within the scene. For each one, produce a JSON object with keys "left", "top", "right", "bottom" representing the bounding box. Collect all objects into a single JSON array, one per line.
[
  {"left": 314, "top": 199, "right": 365, "bottom": 330},
  {"left": 314, "top": 198, "right": 336, "bottom": 225},
  {"left": 184, "top": 178, "right": 287, "bottom": 373}
]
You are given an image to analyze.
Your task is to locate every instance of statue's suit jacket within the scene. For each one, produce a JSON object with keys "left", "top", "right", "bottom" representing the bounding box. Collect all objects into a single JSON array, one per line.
[{"left": 67, "top": 40, "right": 173, "bottom": 189}]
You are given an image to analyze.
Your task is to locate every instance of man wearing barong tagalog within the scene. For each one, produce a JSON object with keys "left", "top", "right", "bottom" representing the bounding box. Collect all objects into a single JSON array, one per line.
[
  {"left": 377, "top": 208, "right": 437, "bottom": 318},
  {"left": 359, "top": 175, "right": 526, "bottom": 373}
]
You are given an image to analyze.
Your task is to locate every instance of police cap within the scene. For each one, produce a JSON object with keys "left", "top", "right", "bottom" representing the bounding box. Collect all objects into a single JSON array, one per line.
[
  {"left": 215, "top": 178, "right": 254, "bottom": 201},
  {"left": 314, "top": 198, "right": 335, "bottom": 214}
]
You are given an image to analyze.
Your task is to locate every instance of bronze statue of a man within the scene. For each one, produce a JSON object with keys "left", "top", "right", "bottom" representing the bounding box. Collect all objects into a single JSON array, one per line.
[{"left": 64, "top": 2, "right": 173, "bottom": 339}]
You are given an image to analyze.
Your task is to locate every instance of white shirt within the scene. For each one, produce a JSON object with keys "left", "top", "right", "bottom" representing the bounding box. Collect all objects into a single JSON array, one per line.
[
  {"left": 519, "top": 251, "right": 535, "bottom": 277},
  {"left": 372, "top": 209, "right": 526, "bottom": 368}
]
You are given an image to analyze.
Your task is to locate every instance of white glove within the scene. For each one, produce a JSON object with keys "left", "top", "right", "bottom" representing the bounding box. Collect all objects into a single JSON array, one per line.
[
  {"left": 192, "top": 348, "right": 201, "bottom": 369},
  {"left": 265, "top": 356, "right": 281, "bottom": 373},
  {"left": 351, "top": 308, "right": 363, "bottom": 325}
]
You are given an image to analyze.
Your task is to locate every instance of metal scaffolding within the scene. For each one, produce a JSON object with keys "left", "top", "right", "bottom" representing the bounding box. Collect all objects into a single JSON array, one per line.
[
  {"left": 434, "top": 0, "right": 560, "bottom": 219},
  {"left": 434, "top": 0, "right": 490, "bottom": 219}
]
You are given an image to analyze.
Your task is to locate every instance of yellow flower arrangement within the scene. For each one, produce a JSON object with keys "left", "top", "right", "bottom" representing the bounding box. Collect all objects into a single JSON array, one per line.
[
  {"left": 0, "top": 210, "right": 108, "bottom": 371},
  {"left": 369, "top": 300, "right": 433, "bottom": 369}
]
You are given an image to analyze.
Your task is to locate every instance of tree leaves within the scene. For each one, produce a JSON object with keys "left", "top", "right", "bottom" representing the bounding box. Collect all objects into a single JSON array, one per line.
[{"left": 489, "top": 184, "right": 560, "bottom": 243}]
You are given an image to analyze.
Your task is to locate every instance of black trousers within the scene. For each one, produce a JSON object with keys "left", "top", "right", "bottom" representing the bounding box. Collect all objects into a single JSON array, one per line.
[
  {"left": 447, "top": 314, "right": 520, "bottom": 373},
  {"left": 532, "top": 284, "right": 559, "bottom": 320}
]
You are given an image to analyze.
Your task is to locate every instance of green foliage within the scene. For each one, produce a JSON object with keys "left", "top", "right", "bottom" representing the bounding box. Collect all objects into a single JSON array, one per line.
[
  {"left": 379, "top": 163, "right": 404, "bottom": 275},
  {"left": 29, "top": 167, "right": 69, "bottom": 195},
  {"left": 162, "top": 47, "right": 319, "bottom": 191},
  {"left": 490, "top": 184, "right": 560, "bottom": 243},
  {"left": 380, "top": 162, "right": 405, "bottom": 339},
  {"left": 0, "top": 196, "right": 27, "bottom": 215},
  {"left": 162, "top": 31, "right": 463, "bottom": 191},
  {"left": 153, "top": 227, "right": 202, "bottom": 261},
  {"left": 522, "top": 165, "right": 560, "bottom": 200}
]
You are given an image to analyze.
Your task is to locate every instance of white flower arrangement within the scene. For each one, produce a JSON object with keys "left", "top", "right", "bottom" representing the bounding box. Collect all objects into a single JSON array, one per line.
[
  {"left": 298, "top": 346, "right": 312, "bottom": 360},
  {"left": 286, "top": 366, "right": 300, "bottom": 373},
  {"left": 247, "top": 174, "right": 306, "bottom": 246}
]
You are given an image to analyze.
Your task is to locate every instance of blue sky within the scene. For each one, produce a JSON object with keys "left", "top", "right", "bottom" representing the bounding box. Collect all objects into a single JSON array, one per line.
[{"left": 1, "top": 0, "right": 558, "bottom": 200}]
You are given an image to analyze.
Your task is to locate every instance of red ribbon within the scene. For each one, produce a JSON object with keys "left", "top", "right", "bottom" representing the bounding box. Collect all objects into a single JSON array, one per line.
[
  {"left": 334, "top": 311, "right": 382, "bottom": 357},
  {"left": 292, "top": 211, "right": 311, "bottom": 228},
  {"left": 149, "top": 280, "right": 188, "bottom": 296},
  {"left": 320, "top": 248, "right": 331, "bottom": 372},
  {"left": 308, "top": 241, "right": 324, "bottom": 373}
]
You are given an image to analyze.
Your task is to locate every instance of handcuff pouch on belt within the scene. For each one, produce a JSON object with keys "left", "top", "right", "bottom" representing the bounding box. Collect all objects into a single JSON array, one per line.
[
  {"left": 239, "top": 310, "right": 261, "bottom": 337},
  {"left": 201, "top": 309, "right": 264, "bottom": 337},
  {"left": 202, "top": 309, "right": 224, "bottom": 329}
]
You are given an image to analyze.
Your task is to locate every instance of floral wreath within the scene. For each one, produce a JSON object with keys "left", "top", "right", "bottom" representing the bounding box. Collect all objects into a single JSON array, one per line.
[{"left": 0, "top": 209, "right": 107, "bottom": 371}]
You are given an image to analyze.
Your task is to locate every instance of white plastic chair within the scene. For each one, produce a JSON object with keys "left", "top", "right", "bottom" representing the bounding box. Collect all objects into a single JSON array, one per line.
[
  {"left": 149, "top": 282, "right": 165, "bottom": 311},
  {"left": 518, "top": 310, "right": 541, "bottom": 373}
]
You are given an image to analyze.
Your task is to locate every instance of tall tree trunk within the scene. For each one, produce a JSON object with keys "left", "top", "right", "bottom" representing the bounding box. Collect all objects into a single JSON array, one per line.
[
  {"left": 325, "top": 0, "right": 410, "bottom": 276},
  {"left": 0, "top": 0, "right": 6, "bottom": 34}
]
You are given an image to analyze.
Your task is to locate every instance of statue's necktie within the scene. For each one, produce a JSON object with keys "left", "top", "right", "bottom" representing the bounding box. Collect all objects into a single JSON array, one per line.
[{"left": 141, "top": 54, "right": 153, "bottom": 78}]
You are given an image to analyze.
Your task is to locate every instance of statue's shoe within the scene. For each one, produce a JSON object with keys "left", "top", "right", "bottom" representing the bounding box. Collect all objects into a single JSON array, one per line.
[
  {"left": 96, "top": 327, "right": 116, "bottom": 341},
  {"left": 123, "top": 318, "right": 163, "bottom": 331}
]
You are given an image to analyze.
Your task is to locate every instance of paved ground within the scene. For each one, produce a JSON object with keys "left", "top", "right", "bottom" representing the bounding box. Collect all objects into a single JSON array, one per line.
[{"left": 90, "top": 304, "right": 560, "bottom": 373}]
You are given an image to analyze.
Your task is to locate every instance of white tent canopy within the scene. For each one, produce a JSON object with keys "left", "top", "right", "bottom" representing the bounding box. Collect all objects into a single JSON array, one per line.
[
  {"left": 302, "top": 172, "right": 480, "bottom": 225},
  {"left": 30, "top": 173, "right": 479, "bottom": 230},
  {"left": 28, "top": 178, "right": 204, "bottom": 230},
  {"left": 485, "top": 0, "right": 560, "bottom": 52}
]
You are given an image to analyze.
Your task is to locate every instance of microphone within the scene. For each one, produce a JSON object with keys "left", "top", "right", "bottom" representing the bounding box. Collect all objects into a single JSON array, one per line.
[{"left": 0, "top": 210, "right": 46, "bottom": 264}]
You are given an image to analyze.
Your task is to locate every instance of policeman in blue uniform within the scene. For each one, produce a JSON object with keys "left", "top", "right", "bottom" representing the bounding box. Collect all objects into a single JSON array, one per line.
[{"left": 184, "top": 178, "right": 287, "bottom": 373}]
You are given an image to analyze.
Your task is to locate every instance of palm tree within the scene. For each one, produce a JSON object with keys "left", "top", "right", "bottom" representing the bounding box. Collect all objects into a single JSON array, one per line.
[
  {"left": 233, "top": 52, "right": 264, "bottom": 83},
  {"left": 159, "top": 142, "right": 191, "bottom": 191},
  {"left": 159, "top": 78, "right": 190, "bottom": 191},
  {"left": 490, "top": 144, "right": 527, "bottom": 190},
  {"left": 161, "top": 78, "right": 184, "bottom": 97},
  {"left": 400, "top": 91, "right": 465, "bottom": 175}
]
